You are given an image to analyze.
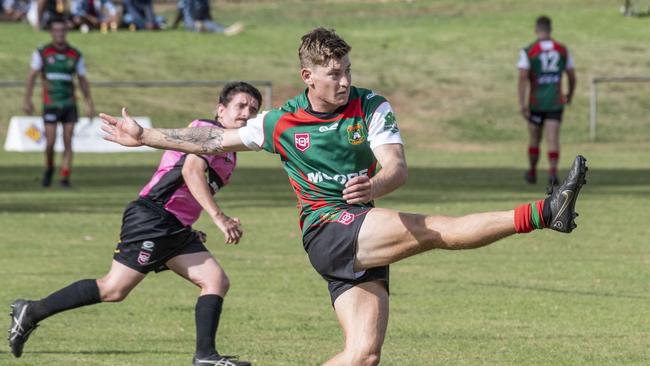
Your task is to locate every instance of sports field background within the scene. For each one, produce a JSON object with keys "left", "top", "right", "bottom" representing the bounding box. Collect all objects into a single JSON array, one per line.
[{"left": 1, "top": 1, "right": 650, "bottom": 365}]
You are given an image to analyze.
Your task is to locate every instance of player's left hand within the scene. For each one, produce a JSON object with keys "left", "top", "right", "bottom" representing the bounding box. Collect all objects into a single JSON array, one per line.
[
  {"left": 213, "top": 214, "right": 243, "bottom": 245},
  {"left": 343, "top": 175, "right": 374, "bottom": 204}
]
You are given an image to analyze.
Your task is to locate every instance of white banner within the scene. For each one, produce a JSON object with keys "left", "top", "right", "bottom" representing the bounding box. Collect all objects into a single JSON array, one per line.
[{"left": 4, "top": 116, "right": 154, "bottom": 153}]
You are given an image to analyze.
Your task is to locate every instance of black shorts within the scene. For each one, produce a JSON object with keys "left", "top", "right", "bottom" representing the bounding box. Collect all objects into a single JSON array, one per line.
[
  {"left": 303, "top": 206, "right": 389, "bottom": 304},
  {"left": 528, "top": 109, "right": 563, "bottom": 126},
  {"left": 113, "top": 199, "right": 208, "bottom": 274},
  {"left": 43, "top": 105, "right": 78, "bottom": 124},
  {"left": 113, "top": 229, "right": 207, "bottom": 274}
]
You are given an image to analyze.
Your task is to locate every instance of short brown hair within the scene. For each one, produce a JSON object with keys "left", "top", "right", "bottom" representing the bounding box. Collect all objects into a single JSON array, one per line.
[
  {"left": 536, "top": 16, "right": 552, "bottom": 33},
  {"left": 298, "top": 27, "right": 351, "bottom": 68},
  {"left": 218, "top": 81, "right": 262, "bottom": 108}
]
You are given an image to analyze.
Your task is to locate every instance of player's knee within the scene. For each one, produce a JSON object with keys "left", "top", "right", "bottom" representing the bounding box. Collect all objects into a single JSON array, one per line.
[
  {"left": 196, "top": 271, "right": 229, "bottom": 295},
  {"left": 96, "top": 279, "right": 130, "bottom": 302},
  {"left": 345, "top": 349, "right": 381, "bottom": 366}
]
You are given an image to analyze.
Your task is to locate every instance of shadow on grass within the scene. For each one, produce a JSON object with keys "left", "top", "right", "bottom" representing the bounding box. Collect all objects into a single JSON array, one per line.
[
  {"left": 26, "top": 349, "right": 186, "bottom": 355},
  {"left": 468, "top": 281, "right": 650, "bottom": 300},
  {"left": 1, "top": 165, "right": 648, "bottom": 214}
]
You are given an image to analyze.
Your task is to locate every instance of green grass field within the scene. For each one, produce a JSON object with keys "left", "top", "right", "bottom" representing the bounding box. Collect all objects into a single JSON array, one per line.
[{"left": 1, "top": 1, "right": 650, "bottom": 365}]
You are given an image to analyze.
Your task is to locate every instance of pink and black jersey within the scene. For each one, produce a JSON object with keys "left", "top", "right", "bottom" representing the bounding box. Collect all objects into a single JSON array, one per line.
[
  {"left": 120, "top": 119, "right": 236, "bottom": 243},
  {"left": 138, "top": 119, "right": 236, "bottom": 227}
]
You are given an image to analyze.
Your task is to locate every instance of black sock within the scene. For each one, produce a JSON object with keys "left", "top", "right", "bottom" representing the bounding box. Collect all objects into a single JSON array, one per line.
[
  {"left": 29, "top": 279, "right": 101, "bottom": 323},
  {"left": 195, "top": 294, "right": 223, "bottom": 358},
  {"left": 543, "top": 198, "right": 552, "bottom": 225}
]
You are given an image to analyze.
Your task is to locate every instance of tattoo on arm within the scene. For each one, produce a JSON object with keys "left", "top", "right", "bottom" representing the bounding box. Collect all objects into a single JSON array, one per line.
[{"left": 161, "top": 127, "right": 225, "bottom": 154}]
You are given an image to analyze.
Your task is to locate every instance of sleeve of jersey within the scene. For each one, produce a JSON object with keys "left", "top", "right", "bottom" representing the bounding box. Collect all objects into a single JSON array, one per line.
[
  {"left": 30, "top": 50, "right": 42, "bottom": 71},
  {"left": 237, "top": 111, "right": 268, "bottom": 152},
  {"left": 76, "top": 56, "right": 87, "bottom": 76},
  {"left": 367, "top": 102, "right": 403, "bottom": 150},
  {"left": 517, "top": 49, "right": 530, "bottom": 69}
]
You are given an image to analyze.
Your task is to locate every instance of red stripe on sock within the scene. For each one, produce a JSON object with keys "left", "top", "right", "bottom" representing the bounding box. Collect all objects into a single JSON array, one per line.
[
  {"left": 528, "top": 146, "right": 540, "bottom": 155},
  {"left": 514, "top": 203, "right": 534, "bottom": 233}
]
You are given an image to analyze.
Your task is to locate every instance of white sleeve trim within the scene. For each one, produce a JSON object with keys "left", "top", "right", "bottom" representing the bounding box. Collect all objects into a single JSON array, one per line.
[
  {"left": 30, "top": 50, "right": 42, "bottom": 71},
  {"left": 76, "top": 56, "right": 86, "bottom": 76},
  {"left": 517, "top": 49, "right": 530, "bottom": 69},
  {"left": 368, "top": 102, "right": 403, "bottom": 150},
  {"left": 237, "top": 111, "right": 267, "bottom": 151}
]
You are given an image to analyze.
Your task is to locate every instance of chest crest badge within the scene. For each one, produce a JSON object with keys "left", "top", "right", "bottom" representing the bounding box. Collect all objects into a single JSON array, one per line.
[
  {"left": 294, "top": 132, "right": 311, "bottom": 152},
  {"left": 347, "top": 123, "right": 366, "bottom": 145}
]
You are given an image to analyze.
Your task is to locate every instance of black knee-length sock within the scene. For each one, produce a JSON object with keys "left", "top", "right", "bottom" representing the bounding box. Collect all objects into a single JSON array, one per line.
[
  {"left": 28, "top": 279, "right": 101, "bottom": 323},
  {"left": 195, "top": 294, "right": 223, "bottom": 358}
]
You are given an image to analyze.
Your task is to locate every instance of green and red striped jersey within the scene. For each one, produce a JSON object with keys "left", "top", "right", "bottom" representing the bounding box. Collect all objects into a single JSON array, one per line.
[
  {"left": 518, "top": 39, "right": 573, "bottom": 112},
  {"left": 30, "top": 43, "right": 85, "bottom": 108},
  {"left": 239, "top": 86, "right": 403, "bottom": 233}
]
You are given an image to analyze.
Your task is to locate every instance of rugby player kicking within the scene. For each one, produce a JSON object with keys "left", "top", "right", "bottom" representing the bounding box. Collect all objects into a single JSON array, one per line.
[
  {"left": 9, "top": 82, "right": 261, "bottom": 366},
  {"left": 99, "top": 28, "right": 587, "bottom": 366}
]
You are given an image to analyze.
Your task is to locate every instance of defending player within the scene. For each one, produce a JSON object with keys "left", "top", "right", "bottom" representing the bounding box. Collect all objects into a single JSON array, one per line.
[
  {"left": 24, "top": 18, "right": 95, "bottom": 188},
  {"left": 9, "top": 82, "right": 261, "bottom": 366},
  {"left": 518, "top": 15, "right": 577, "bottom": 185},
  {"left": 99, "top": 28, "right": 588, "bottom": 366}
]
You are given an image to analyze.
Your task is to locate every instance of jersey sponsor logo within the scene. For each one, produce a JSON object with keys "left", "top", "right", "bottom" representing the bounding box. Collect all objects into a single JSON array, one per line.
[
  {"left": 347, "top": 123, "right": 366, "bottom": 145},
  {"left": 294, "top": 132, "right": 311, "bottom": 152},
  {"left": 137, "top": 251, "right": 151, "bottom": 265},
  {"left": 537, "top": 74, "right": 561, "bottom": 85},
  {"left": 318, "top": 122, "right": 339, "bottom": 132},
  {"left": 366, "top": 91, "right": 377, "bottom": 100},
  {"left": 45, "top": 72, "right": 73, "bottom": 81},
  {"left": 337, "top": 210, "right": 355, "bottom": 225},
  {"left": 307, "top": 168, "right": 368, "bottom": 185},
  {"left": 383, "top": 111, "right": 399, "bottom": 133},
  {"left": 141, "top": 241, "right": 155, "bottom": 251}
]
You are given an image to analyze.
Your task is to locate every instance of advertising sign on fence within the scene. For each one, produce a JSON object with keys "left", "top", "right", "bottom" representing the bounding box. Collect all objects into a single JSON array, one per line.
[{"left": 4, "top": 116, "right": 154, "bottom": 153}]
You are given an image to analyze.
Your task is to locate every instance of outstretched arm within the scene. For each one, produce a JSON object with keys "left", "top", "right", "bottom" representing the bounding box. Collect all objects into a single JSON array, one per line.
[
  {"left": 100, "top": 108, "right": 251, "bottom": 154},
  {"left": 343, "top": 143, "right": 408, "bottom": 204}
]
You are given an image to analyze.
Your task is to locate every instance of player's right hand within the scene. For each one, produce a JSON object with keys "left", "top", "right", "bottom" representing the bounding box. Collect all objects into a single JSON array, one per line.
[
  {"left": 100, "top": 107, "right": 144, "bottom": 147},
  {"left": 520, "top": 106, "right": 530, "bottom": 120},
  {"left": 23, "top": 101, "right": 33, "bottom": 115},
  {"left": 213, "top": 214, "right": 243, "bottom": 245}
]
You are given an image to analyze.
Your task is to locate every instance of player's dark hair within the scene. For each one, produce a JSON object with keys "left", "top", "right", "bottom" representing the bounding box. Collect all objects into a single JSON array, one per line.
[
  {"left": 299, "top": 27, "right": 351, "bottom": 68},
  {"left": 46, "top": 17, "right": 67, "bottom": 30},
  {"left": 218, "top": 81, "right": 263, "bottom": 109},
  {"left": 536, "top": 16, "right": 552, "bottom": 33}
]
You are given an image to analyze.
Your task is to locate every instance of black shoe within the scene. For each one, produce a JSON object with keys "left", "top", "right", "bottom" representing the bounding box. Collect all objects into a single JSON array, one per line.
[
  {"left": 548, "top": 174, "right": 559, "bottom": 186},
  {"left": 41, "top": 169, "right": 53, "bottom": 187},
  {"left": 60, "top": 178, "right": 71, "bottom": 188},
  {"left": 193, "top": 353, "right": 251, "bottom": 366},
  {"left": 524, "top": 170, "right": 537, "bottom": 184},
  {"left": 546, "top": 155, "right": 588, "bottom": 233},
  {"left": 8, "top": 300, "right": 38, "bottom": 358}
]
